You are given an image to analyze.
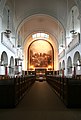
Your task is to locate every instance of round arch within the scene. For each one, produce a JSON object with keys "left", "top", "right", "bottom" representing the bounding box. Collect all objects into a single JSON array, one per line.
[
  {"left": 0, "top": 51, "right": 8, "bottom": 76},
  {"left": 67, "top": 56, "right": 72, "bottom": 75},
  {"left": 23, "top": 32, "right": 59, "bottom": 71},
  {"left": 16, "top": 14, "right": 65, "bottom": 48},
  {"left": 27, "top": 39, "right": 54, "bottom": 70},
  {"left": 1, "top": 51, "right": 8, "bottom": 66},
  {"left": 16, "top": 14, "right": 65, "bottom": 71},
  {"left": 73, "top": 51, "right": 80, "bottom": 66},
  {"left": 73, "top": 51, "right": 81, "bottom": 76}
]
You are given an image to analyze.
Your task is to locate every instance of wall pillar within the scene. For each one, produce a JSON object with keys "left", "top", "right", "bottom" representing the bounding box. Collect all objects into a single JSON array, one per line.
[
  {"left": 0, "top": 15, "right": 2, "bottom": 65},
  {"left": 0, "top": 15, "right": 2, "bottom": 44},
  {"left": 79, "top": 14, "right": 81, "bottom": 43}
]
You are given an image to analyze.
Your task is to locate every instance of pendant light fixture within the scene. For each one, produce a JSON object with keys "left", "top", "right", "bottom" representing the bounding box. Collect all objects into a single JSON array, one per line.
[
  {"left": 4, "top": 9, "right": 11, "bottom": 38},
  {"left": 60, "top": 32, "right": 64, "bottom": 48},
  {"left": 70, "top": 10, "right": 77, "bottom": 34}
]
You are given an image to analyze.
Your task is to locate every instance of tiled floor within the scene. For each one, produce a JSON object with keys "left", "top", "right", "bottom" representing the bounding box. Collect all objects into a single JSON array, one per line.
[{"left": 0, "top": 81, "right": 81, "bottom": 120}]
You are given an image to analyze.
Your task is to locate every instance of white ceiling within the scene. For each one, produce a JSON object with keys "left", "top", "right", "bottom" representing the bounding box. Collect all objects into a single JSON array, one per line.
[
  {"left": 18, "top": 14, "right": 64, "bottom": 44},
  {"left": 2, "top": 0, "right": 77, "bottom": 46},
  {"left": 13, "top": 0, "right": 75, "bottom": 27}
]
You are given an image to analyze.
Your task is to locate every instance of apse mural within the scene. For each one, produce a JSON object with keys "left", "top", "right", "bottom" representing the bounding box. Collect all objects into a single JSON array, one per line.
[{"left": 29, "top": 40, "right": 53, "bottom": 69}]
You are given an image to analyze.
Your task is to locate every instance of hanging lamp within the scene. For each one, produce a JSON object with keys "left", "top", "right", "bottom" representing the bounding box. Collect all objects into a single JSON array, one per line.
[
  {"left": 4, "top": 9, "right": 11, "bottom": 38},
  {"left": 70, "top": 10, "right": 77, "bottom": 34},
  {"left": 60, "top": 32, "right": 64, "bottom": 48}
]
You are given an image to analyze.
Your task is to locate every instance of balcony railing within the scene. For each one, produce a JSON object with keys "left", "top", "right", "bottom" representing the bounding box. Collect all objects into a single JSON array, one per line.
[
  {"left": 58, "top": 49, "right": 65, "bottom": 59},
  {"left": 1, "top": 32, "right": 15, "bottom": 53},
  {"left": 66, "top": 33, "right": 80, "bottom": 53}
]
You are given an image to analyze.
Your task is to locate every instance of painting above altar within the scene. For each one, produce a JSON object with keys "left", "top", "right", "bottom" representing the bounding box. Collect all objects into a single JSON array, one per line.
[{"left": 29, "top": 40, "right": 53, "bottom": 69}]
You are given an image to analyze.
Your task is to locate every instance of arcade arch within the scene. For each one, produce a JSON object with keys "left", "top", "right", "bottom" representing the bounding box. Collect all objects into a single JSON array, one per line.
[{"left": 67, "top": 56, "right": 72, "bottom": 76}]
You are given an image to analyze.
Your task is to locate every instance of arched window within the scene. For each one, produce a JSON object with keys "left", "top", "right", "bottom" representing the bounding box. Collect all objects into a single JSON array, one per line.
[{"left": 32, "top": 33, "right": 49, "bottom": 39}]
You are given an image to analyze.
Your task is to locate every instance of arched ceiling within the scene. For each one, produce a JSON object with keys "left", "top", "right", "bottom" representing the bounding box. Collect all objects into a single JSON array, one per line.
[
  {"left": 1, "top": 0, "right": 78, "bottom": 29},
  {"left": 13, "top": 0, "right": 76, "bottom": 47},
  {"left": 18, "top": 14, "right": 64, "bottom": 46},
  {"left": 1, "top": 0, "right": 77, "bottom": 47},
  {"left": 14, "top": 0, "right": 75, "bottom": 27}
]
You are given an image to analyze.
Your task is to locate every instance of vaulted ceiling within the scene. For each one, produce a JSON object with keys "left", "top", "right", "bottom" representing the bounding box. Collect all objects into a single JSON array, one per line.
[
  {"left": 14, "top": 0, "right": 76, "bottom": 46},
  {"left": 14, "top": 0, "right": 75, "bottom": 27},
  {"left": 1, "top": 0, "right": 79, "bottom": 47}
]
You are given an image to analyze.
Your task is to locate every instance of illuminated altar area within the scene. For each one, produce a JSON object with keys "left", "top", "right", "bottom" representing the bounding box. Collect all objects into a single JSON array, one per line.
[{"left": 23, "top": 32, "right": 59, "bottom": 71}]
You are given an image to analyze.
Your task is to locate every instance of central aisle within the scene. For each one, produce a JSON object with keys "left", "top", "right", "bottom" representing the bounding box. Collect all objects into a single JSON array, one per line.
[
  {"left": 17, "top": 81, "right": 66, "bottom": 111},
  {"left": 0, "top": 81, "right": 81, "bottom": 120}
]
